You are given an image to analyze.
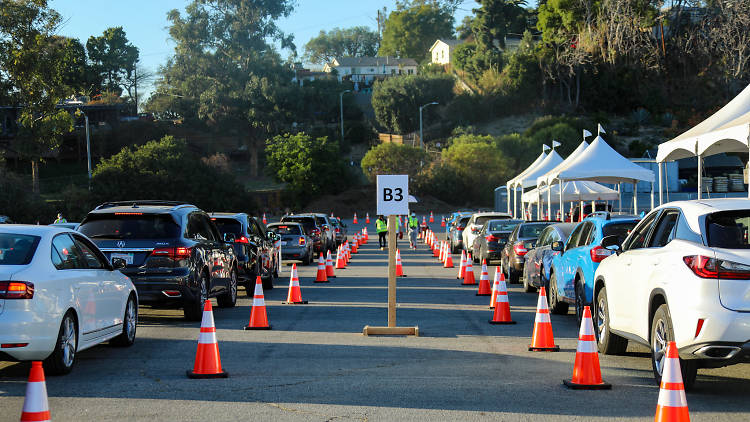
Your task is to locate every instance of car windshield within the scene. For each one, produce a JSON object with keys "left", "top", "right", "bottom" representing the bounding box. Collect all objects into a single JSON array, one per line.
[
  {"left": 706, "top": 210, "right": 750, "bottom": 249},
  {"left": 519, "top": 223, "right": 552, "bottom": 238},
  {"left": 281, "top": 217, "right": 315, "bottom": 232},
  {"left": 0, "top": 233, "right": 40, "bottom": 265},
  {"left": 268, "top": 224, "right": 302, "bottom": 235},
  {"left": 211, "top": 218, "right": 242, "bottom": 236},
  {"left": 79, "top": 214, "right": 181, "bottom": 239},
  {"left": 488, "top": 220, "right": 520, "bottom": 232},
  {"left": 602, "top": 222, "right": 638, "bottom": 244}
]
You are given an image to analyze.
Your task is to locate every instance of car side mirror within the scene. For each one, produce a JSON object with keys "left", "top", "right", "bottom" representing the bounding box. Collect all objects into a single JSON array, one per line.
[
  {"left": 601, "top": 235, "right": 622, "bottom": 255},
  {"left": 223, "top": 233, "right": 236, "bottom": 243},
  {"left": 111, "top": 257, "right": 127, "bottom": 270},
  {"left": 551, "top": 241, "right": 564, "bottom": 252}
]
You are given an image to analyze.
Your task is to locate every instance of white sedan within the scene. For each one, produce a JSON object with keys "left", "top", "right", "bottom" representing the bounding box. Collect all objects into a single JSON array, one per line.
[
  {"left": 0, "top": 225, "right": 137, "bottom": 374},
  {"left": 594, "top": 199, "right": 750, "bottom": 389}
]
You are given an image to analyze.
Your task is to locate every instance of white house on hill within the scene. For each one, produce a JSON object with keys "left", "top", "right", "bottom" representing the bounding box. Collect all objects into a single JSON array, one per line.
[
  {"left": 429, "top": 39, "right": 464, "bottom": 65},
  {"left": 323, "top": 57, "right": 418, "bottom": 84}
]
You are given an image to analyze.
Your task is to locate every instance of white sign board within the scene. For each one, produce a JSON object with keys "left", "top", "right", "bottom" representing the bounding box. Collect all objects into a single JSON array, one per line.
[{"left": 376, "top": 175, "right": 409, "bottom": 216}]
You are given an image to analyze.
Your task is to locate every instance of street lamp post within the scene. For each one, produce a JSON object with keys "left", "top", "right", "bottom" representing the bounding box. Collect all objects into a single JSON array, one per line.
[
  {"left": 419, "top": 102, "right": 439, "bottom": 149},
  {"left": 340, "top": 89, "right": 351, "bottom": 142}
]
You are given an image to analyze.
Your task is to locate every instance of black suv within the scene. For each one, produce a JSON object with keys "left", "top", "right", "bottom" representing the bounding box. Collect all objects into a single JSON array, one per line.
[
  {"left": 280, "top": 213, "right": 332, "bottom": 253},
  {"left": 78, "top": 201, "right": 238, "bottom": 321},
  {"left": 210, "top": 212, "right": 280, "bottom": 292}
]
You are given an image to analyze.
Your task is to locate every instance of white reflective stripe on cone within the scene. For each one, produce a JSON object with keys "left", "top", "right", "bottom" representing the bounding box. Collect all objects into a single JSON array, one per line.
[
  {"left": 198, "top": 331, "right": 218, "bottom": 344},
  {"left": 662, "top": 358, "right": 685, "bottom": 384},
  {"left": 535, "top": 311, "right": 551, "bottom": 323},
  {"left": 577, "top": 340, "right": 597, "bottom": 353},
  {"left": 657, "top": 388, "right": 688, "bottom": 407},
  {"left": 496, "top": 295, "right": 509, "bottom": 303},
  {"left": 581, "top": 317, "right": 595, "bottom": 336},
  {"left": 536, "top": 294, "right": 549, "bottom": 310},
  {"left": 22, "top": 382, "right": 49, "bottom": 413},
  {"left": 254, "top": 283, "right": 264, "bottom": 296},
  {"left": 253, "top": 298, "right": 266, "bottom": 307},
  {"left": 200, "top": 310, "right": 214, "bottom": 329}
]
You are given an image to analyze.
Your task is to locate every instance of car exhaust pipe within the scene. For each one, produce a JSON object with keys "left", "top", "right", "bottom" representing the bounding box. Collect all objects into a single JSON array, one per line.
[
  {"left": 693, "top": 345, "right": 741, "bottom": 359},
  {"left": 162, "top": 290, "right": 182, "bottom": 298}
]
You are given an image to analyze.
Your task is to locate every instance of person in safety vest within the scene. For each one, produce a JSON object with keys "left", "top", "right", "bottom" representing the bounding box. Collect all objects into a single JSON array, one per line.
[
  {"left": 376, "top": 215, "right": 388, "bottom": 249},
  {"left": 387, "top": 215, "right": 400, "bottom": 244},
  {"left": 407, "top": 212, "right": 419, "bottom": 250},
  {"left": 54, "top": 213, "right": 67, "bottom": 224}
]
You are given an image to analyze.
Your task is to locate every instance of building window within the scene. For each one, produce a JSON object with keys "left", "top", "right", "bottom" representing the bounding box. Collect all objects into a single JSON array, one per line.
[
  {"left": 398, "top": 69, "right": 402, "bottom": 75},
  {"left": 407, "top": 69, "right": 414, "bottom": 75},
  {"left": 441, "top": 50, "right": 445, "bottom": 59},
  {"left": 391, "top": 69, "right": 396, "bottom": 75}
]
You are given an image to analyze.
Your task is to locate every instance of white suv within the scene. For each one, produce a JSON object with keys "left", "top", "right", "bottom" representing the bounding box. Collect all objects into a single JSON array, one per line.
[
  {"left": 593, "top": 199, "right": 750, "bottom": 389},
  {"left": 462, "top": 212, "right": 512, "bottom": 254}
]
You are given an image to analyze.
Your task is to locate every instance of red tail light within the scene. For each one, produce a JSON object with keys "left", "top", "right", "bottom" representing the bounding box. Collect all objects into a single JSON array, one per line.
[
  {"left": 485, "top": 234, "right": 498, "bottom": 242},
  {"left": 0, "top": 281, "right": 34, "bottom": 299},
  {"left": 151, "top": 247, "right": 193, "bottom": 260},
  {"left": 683, "top": 255, "right": 750, "bottom": 279},
  {"left": 457, "top": 226, "right": 465, "bottom": 231},
  {"left": 311, "top": 228, "right": 321, "bottom": 238},
  {"left": 695, "top": 318, "right": 705, "bottom": 338},
  {"left": 235, "top": 236, "right": 250, "bottom": 244},
  {"left": 513, "top": 242, "right": 528, "bottom": 256},
  {"left": 590, "top": 245, "right": 613, "bottom": 263},
  {"left": 298, "top": 236, "right": 306, "bottom": 246},
  {"left": 335, "top": 228, "right": 341, "bottom": 233}
]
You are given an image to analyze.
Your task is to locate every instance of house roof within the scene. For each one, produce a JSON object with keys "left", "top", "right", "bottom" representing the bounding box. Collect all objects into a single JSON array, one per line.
[
  {"left": 331, "top": 56, "right": 418, "bottom": 67},
  {"left": 428, "top": 39, "right": 464, "bottom": 52}
]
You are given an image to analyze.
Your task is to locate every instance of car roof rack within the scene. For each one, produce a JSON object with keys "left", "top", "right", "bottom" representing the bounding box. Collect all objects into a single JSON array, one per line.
[{"left": 95, "top": 200, "right": 195, "bottom": 211}]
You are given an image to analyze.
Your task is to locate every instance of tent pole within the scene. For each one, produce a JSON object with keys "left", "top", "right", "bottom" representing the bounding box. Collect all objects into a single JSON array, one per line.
[
  {"left": 547, "top": 184, "right": 552, "bottom": 221},
  {"left": 559, "top": 180, "right": 563, "bottom": 221},
  {"left": 579, "top": 200, "right": 583, "bottom": 222},
  {"left": 618, "top": 183, "right": 621, "bottom": 213},
  {"left": 537, "top": 189, "right": 541, "bottom": 220},
  {"left": 697, "top": 155, "right": 702, "bottom": 200},
  {"left": 507, "top": 184, "right": 511, "bottom": 216},
  {"left": 658, "top": 162, "right": 663, "bottom": 206},
  {"left": 633, "top": 182, "right": 638, "bottom": 214},
  {"left": 650, "top": 181, "right": 654, "bottom": 211}
]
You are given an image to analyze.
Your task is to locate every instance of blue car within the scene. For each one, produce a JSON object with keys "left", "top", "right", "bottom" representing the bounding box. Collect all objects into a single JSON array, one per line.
[
  {"left": 548, "top": 213, "right": 640, "bottom": 321},
  {"left": 521, "top": 223, "right": 577, "bottom": 293}
]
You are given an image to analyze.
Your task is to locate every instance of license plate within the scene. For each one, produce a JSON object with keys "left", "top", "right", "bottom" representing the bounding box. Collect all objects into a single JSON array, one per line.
[
  {"left": 280, "top": 241, "right": 287, "bottom": 246},
  {"left": 111, "top": 252, "right": 134, "bottom": 265}
]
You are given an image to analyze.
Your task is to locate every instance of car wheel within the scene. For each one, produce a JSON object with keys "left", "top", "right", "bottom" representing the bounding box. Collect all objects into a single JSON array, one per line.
[
  {"left": 302, "top": 251, "right": 312, "bottom": 266},
  {"left": 260, "top": 260, "right": 274, "bottom": 290},
  {"left": 651, "top": 304, "right": 698, "bottom": 390},
  {"left": 184, "top": 272, "right": 208, "bottom": 321},
  {"left": 548, "top": 273, "right": 569, "bottom": 314},
  {"left": 523, "top": 267, "right": 537, "bottom": 293},
  {"left": 595, "top": 286, "right": 627, "bottom": 355},
  {"left": 574, "top": 280, "right": 586, "bottom": 325},
  {"left": 217, "top": 269, "right": 238, "bottom": 308},
  {"left": 45, "top": 311, "right": 78, "bottom": 375},
  {"left": 111, "top": 294, "right": 137, "bottom": 347}
]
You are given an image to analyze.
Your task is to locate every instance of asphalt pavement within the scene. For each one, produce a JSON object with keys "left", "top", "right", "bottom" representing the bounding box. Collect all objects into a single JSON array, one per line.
[{"left": 1, "top": 219, "right": 750, "bottom": 421}]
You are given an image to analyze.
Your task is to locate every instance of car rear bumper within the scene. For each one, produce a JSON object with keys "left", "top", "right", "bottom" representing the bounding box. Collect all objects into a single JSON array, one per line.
[
  {"left": 123, "top": 268, "right": 194, "bottom": 305},
  {"left": 281, "top": 246, "right": 308, "bottom": 260},
  {"left": 509, "top": 256, "right": 525, "bottom": 272},
  {"left": 676, "top": 303, "right": 750, "bottom": 367},
  {"left": 0, "top": 311, "right": 58, "bottom": 361}
]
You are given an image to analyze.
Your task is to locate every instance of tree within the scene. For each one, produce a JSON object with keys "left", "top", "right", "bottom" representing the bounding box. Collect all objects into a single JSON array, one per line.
[
  {"left": 441, "top": 134, "right": 510, "bottom": 204},
  {"left": 471, "top": 0, "right": 529, "bottom": 51},
  {"left": 86, "top": 27, "right": 139, "bottom": 96},
  {"left": 265, "top": 133, "right": 351, "bottom": 206},
  {"left": 154, "top": 0, "right": 295, "bottom": 177},
  {"left": 360, "top": 142, "right": 430, "bottom": 184},
  {"left": 0, "top": 0, "right": 74, "bottom": 193},
  {"left": 378, "top": 1, "right": 454, "bottom": 61},
  {"left": 371, "top": 74, "right": 455, "bottom": 134},
  {"left": 304, "top": 27, "right": 379, "bottom": 65}
]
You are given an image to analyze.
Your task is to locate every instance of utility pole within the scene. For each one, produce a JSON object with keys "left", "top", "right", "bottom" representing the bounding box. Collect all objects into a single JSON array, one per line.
[
  {"left": 340, "top": 89, "right": 352, "bottom": 142},
  {"left": 133, "top": 65, "right": 138, "bottom": 115},
  {"left": 419, "top": 102, "right": 439, "bottom": 149}
]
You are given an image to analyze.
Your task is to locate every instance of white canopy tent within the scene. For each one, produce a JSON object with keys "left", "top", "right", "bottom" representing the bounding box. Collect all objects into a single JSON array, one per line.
[
  {"left": 657, "top": 84, "right": 750, "bottom": 201},
  {"left": 522, "top": 180, "right": 619, "bottom": 203},
  {"left": 536, "top": 140, "right": 589, "bottom": 219},
  {"left": 542, "top": 136, "right": 655, "bottom": 214},
  {"left": 505, "top": 151, "right": 547, "bottom": 218},
  {"left": 511, "top": 150, "right": 564, "bottom": 219}
]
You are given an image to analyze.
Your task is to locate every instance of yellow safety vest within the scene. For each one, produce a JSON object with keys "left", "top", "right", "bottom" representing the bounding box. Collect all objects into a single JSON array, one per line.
[
  {"left": 408, "top": 216, "right": 418, "bottom": 228},
  {"left": 376, "top": 219, "right": 387, "bottom": 233}
]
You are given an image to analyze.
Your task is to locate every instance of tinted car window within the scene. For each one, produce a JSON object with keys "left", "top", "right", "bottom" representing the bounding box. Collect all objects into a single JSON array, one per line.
[
  {"left": 0, "top": 233, "right": 40, "bottom": 265},
  {"left": 212, "top": 218, "right": 243, "bottom": 236},
  {"left": 519, "top": 223, "right": 551, "bottom": 238},
  {"left": 602, "top": 222, "right": 639, "bottom": 245},
  {"left": 51, "top": 234, "right": 85, "bottom": 270},
  {"left": 623, "top": 212, "right": 658, "bottom": 251},
  {"left": 649, "top": 211, "right": 679, "bottom": 248},
  {"left": 72, "top": 235, "right": 107, "bottom": 269},
  {"left": 187, "top": 213, "right": 214, "bottom": 241},
  {"left": 267, "top": 224, "right": 302, "bottom": 235},
  {"left": 536, "top": 228, "right": 551, "bottom": 246},
  {"left": 474, "top": 215, "right": 507, "bottom": 227},
  {"left": 282, "top": 217, "right": 316, "bottom": 233},
  {"left": 706, "top": 210, "right": 750, "bottom": 249},
  {"left": 80, "top": 214, "right": 180, "bottom": 239},
  {"left": 314, "top": 216, "right": 327, "bottom": 226},
  {"left": 566, "top": 224, "right": 585, "bottom": 250},
  {"left": 488, "top": 220, "right": 520, "bottom": 232}
]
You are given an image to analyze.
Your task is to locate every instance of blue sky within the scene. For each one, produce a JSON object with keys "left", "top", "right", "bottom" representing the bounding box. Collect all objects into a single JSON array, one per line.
[{"left": 49, "top": 0, "right": 476, "bottom": 99}]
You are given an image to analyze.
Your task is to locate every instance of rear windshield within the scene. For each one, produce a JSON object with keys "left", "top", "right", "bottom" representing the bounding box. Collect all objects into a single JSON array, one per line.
[
  {"left": 602, "top": 222, "right": 638, "bottom": 244},
  {"left": 519, "top": 223, "right": 552, "bottom": 238},
  {"left": 706, "top": 211, "right": 750, "bottom": 249},
  {"left": 268, "top": 224, "right": 302, "bottom": 235},
  {"left": 458, "top": 217, "right": 471, "bottom": 227},
  {"left": 314, "top": 216, "right": 327, "bottom": 226},
  {"left": 488, "top": 220, "right": 520, "bottom": 232},
  {"left": 475, "top": 215, "right": 509, "bottom": 226},
  {"left": 79, "top": 214, "right": 181, "bottom": 239},
  {"left": 0, "top": 233, "right": 40, "bottom": 265},
  {"left": 212, "top": 218, "right": 242, "bottom": 236},
  {"left": 281, "top": 217, "right": 315, "bottom": 232}
]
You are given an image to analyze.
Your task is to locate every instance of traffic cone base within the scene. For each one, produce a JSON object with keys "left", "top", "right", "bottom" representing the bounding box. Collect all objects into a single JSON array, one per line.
[
  {"left": 654, "top": 341, "right": 690, "bottom": 421},
  {"left": 476, "top": 259, "right": 492, "bottom": 296},
  {"left": 245, "top": 276, "right": 272, "bottom": 330},
  {"left": 563, "top": 306, "right": 610, "bottom": 389},
  {"left": 529, "top": 287, "right": 559, "bottom": 352},
  {"left": 244, "top": 325, "right": 272, "bottom": 330},
  {"left": 563, "top": 378, "right": 611, "bottom": 390},
  {"left": 20, "top": 361, "right": 50, "bottom": 422},
  {"left": 315, "top": 253, "right": 329, "bottom": 283},
  {"left": 188, "top": 300, "right": 229, "bottom": 378},
  {"left": 489, "top": 319, "right": 517, "bottom": 325}
]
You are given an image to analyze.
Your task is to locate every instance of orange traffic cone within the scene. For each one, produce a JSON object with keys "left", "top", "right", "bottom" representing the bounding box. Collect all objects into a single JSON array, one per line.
[
  {"left": 325, "top": 250, "right": 336, "bottom": 278},
  {"left": 429, "top": 212, "right": 434, "bottom": 223},
  {"left": 441, "top": 216, "right": 446, "bottom": 227},
  {"left": 654, "top": 341, "right": 690, "bottom": 422},
  {"left": 363, "top": 228, "right": 369, "bottom": 242},
  {"left": 245, "top": 276, "right": 272, "bottom": 330},
  {"left": 439, "top": 241, "right": 445, "bottom": 262},
  {"left": 489, "top": 271, "right": 515, "bottom": 325},
  {"left": 432, "top": 241, "right": 440, "bottom": 257},
  {"left": 262, "top": 213, "right": 267, "bottom": 225},
  {"left": 529, "top": 287, "right": 559, "bottom": 351},
  {"left": 352, "top": 237, "right": 359, "bottom": 254},
  {"left": 188, "top": 300, "right": 229, "bottom": 378},
  {"left": 283, "top": 264, "right": 308, "bottom": 304},
  {"left": 462, "top": 254, "right": 476, "bottom": 285},
  {"left": 353, "top": 213, "right": 358, "bottom": 224},
  {"left": 477, "top": 259, "right": 492, "bottom": 296},
  {"left": 444, "top": 247, "right": 454, "bottom": 268},
  {"left": 563, "top": 306, "right": 611, "bottom": 389},
  {"left": 315, "top": 253, "right": 329, "bottom": 283},
  {"left": 366, "top": 213, "right": 370, "bottom": 224},
  {"left": 396, "top": 249, "right": 405, "bottom": 277},
  {"left": 20, "top": 361, "right": 50, "bottom": 422},
  {"left": 335, "top": 245, "right": 346, "bottom": 269},
  {"left": 457, "top": 250, "right": 466, "bottom": 279},
  {"left": 490, "top": 267, "right": 504, "bottom": 308}
]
